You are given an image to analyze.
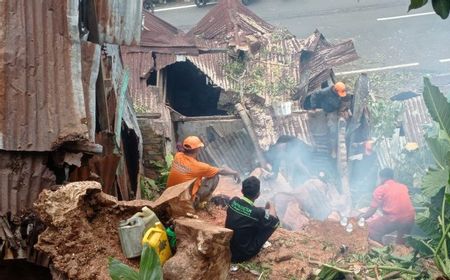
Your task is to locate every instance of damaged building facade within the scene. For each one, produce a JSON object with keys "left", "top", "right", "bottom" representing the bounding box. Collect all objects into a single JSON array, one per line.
[
  {"left": 0, "top": 0, "right": 146, "bottom": 273},
  {"left": 122, "top": 0, "right": 365, "bottom": 206}
]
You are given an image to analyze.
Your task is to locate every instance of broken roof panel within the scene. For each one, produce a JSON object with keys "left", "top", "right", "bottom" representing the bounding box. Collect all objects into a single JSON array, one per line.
[
  {"left": 401, "top": 95, "right": 432, "bottom": 146},
  {"left": 140, "top": 11, "right": 197, "bottom": 53},
  {"left": 94, "top": 0, "right": 143, "bottom": 46},
  {"left": 0, "top": 0, "right": 90, "bottom": 151}
]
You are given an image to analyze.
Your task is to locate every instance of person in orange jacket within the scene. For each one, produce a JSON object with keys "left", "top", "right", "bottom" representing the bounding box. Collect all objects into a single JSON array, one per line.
[
  {"left": 166, "top": 136, "right": 240, "bottom": 208},
  {"left": 359, "top": 168, "right": 416, "bottom": 244}
]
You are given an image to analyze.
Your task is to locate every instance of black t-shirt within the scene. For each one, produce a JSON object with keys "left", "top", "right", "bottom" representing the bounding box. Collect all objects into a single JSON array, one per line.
[
  {"left": 225, "top": 197, "right": 279, "bottom": 262},
  {"left": 310, "top": 86, "right": 341, "bottom": 113}
]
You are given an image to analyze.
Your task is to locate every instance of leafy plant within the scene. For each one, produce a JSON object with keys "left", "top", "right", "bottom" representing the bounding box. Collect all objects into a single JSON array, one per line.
[
  {"left": 409, "top": 0, "right": 450, "bottom": 19},
  {"left": 407, "top": 78, "right": 450, "bottom": 278},
  {"left": 315, "top": 246, "right": 428, "bottom": 279},
  {"left": 368, "top": 98, "right": 404, "bottom": 138},
  {"left": 141, "top": 154, "right": 173, "bottom": 200},
  {"left": 109, "top": 245, "right": 163, "bottom": 280}
]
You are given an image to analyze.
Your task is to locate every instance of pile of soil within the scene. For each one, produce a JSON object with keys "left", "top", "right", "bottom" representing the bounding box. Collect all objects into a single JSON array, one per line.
[
  {"left": 197, "top": 207, "right": 369, "bottom": 279},
  {"left": 33, "top": 182, "right": 153, "bottom": 280}
]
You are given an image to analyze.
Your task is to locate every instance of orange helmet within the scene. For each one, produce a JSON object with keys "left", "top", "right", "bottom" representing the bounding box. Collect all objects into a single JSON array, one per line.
[
  {"left": 183, "top": 136, "right": 204, "bottom": 150},
  {"left": 334, "top": 82, "right": 347, "bottom": 97}
]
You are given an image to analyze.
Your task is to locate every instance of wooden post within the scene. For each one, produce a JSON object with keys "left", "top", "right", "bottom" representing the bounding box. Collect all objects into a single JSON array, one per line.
[
  {"left": 337, "top": 117, "right": 352, "bottom": 215},
  {"left": 235, "top": 103, "right": 268, "bottom": 168}
]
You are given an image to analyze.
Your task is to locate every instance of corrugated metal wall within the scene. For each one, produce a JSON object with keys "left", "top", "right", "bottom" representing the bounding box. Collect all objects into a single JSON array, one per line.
[
  {"left": 95, "top": 0, "right": 143, "bottom": 45},
  {"left": 0, "top": 152, "right": 56, "bottom": 215},
  {"left": 0, "top": 0, "right": 90, "bottom": 151}
]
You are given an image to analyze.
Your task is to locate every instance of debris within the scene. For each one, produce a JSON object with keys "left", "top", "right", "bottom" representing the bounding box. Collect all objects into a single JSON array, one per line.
[
  {"left": 274, "top": 250, "right": 293, "bottom": 263},
  {"left": 33, "top": 181, "right": 154, "bottom": 280}
]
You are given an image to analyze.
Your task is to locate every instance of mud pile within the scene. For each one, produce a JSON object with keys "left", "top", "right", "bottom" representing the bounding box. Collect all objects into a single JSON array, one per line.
[{"left": 33, "top": 181, "right": 153, "bottom": 280}]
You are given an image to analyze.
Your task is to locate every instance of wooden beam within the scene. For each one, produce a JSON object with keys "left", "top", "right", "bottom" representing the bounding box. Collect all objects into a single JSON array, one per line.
[
  {"left": 235, "top": 103, "right": 268, "bottom": 168},
  {"left": 63, "top": 142, "right": 103, "bottom": 155},
  {"left": 136, "top": 113, "right": 162, "bottom": 119}
]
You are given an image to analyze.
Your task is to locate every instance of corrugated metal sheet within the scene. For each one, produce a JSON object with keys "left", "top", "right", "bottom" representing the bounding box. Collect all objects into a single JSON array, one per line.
[
  {"left": 273, "top": 112, "right": 313, "bottom": 145},
  {"left": 121, "top": 49, "right": 157, "bottom": 112},
  {"left": 155, "top": 53, "right": 178, "bottom": 71},
  {"left": 95, "top": 0, "right": 143, "bottom": 46},
  {"left": 140, "top": 11, "right": 197, "bottom": 53},
  {"left": 199, "top": 129, "right": 257, "bottom": 174},
  {"left": 376, "top": 131, "right": 407, "bottom": 169},
  {"left": 401, "top": 95, "right": 432, "bottom": 146},
  {"left": 188, "top": 0, "right": 274, "bottom": 47},
  {"left": 0, "top": 0, "right": 90, "bottom": 151},
  {"left": 81, "top": 41, "right": 101, "bottom": 142},
  {"left": 186, "top": 53, "right": 237, "bottom": 91},
  {"left": 0, "top": 152, "right": 56, "bottom": 215}
]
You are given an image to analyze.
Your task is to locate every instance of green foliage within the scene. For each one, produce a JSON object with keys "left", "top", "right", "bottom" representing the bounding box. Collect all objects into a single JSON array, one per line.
[
  {"left": 141, "top": 154, "right": 173, "bottom": 200},
  {"left": 407, "top": 79, "right": 450, "bottom": 278},
  {"left": 368, "top": 98, "right": 403, "bottom": 138},
  {"left": 223, "top": 60, "right": 246, "bottom": 81},
  {"left": 423, "top": 77, "right": 450, "bottom": 139},
  {"left": 109, "top": 245, "right": 163, "bottom": 280},
  {"left": 409, "top": 0, "right": 450, "bottom": 19},
  {"left": 316, "top": 246, "right": 428, "bottom": 279}
]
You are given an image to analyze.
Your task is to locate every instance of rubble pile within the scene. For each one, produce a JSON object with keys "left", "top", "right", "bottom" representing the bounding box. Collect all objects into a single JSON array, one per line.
[{"left": 33, "top": 182, "right": 153, "bottom": 280}]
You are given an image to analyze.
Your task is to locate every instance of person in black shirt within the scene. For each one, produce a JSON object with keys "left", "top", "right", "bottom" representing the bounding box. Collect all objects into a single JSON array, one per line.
[
  {"left": 308, "top": 82, "right": 347, "bottom": 158},
  {"left": 225, "top": 176, "right": 280, "bottom": 263}
]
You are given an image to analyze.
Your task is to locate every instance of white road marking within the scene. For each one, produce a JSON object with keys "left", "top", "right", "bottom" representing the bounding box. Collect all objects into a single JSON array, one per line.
[
  {"left": 439, "top": 58, "right": 450, "bottom": 63},
  {"left": 377, "top": 12, "right": 435, "bottom": 21},
  {"left": 155, "top": 2, "right": 216, "bottom": 12},
  {"left": 336, "top": 63, "right": 420, "bottom": 75}
]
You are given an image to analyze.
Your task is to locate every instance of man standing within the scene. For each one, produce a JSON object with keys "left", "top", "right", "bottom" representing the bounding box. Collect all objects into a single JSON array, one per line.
[
  {"left": 166, "top": 136, "right": 240, "bottom": 207},
  {"left": 359, "top": 168, "right": 416, "bottom": 244},
  {"left": 225, "top": 176, "right": 279, "bottom": 263},
  {"left": 308, "top": 82, "right": 347, "bottom": 158}
]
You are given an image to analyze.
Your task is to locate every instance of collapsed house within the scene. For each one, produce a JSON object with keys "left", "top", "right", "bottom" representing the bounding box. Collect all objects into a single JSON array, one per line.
[
  {"left": 0, "top": 0, "right": 146, "bottom": 274},
  {"left": 122, "top": 0, "right": 368, "bottom": 209}
]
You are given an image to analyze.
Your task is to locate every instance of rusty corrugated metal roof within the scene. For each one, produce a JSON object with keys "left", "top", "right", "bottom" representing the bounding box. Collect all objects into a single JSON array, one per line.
[
  {"left": 140, "top": 11, "right": 197, "bottom": 53},
  {"left": 0, "top": 0, "right": 91, "bottom": 152},
  {"left": 95, "top": 0, "right": 143, "bottom": 46},
  {"left": 187, "top": 53, "right": 238, "bottom": 90},
  {"left": 401, "top": 95, "right": 432, "bottom": 146},
  {"left": 199, "top": 129, "right": 257, "bottom": 174},
  {"left": 188, "top": 0, "right": 274, "bottom": 49},
  {"left": 273, "top": 112, "right": 314, "bottom": 145},
  {"left": 0, "top": 152, "right": 56, "bottom": 215}
]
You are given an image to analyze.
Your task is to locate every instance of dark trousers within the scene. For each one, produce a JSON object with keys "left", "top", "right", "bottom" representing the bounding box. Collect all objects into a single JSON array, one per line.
[
  {"left": 193, "top": 175, "right": 220, "bottom": 208},
  {"left": 231, "top": 226, "right": 277, "bottom": 263},
  {"left": 368, "top": 215, "right": 414, "bottom": 244}
]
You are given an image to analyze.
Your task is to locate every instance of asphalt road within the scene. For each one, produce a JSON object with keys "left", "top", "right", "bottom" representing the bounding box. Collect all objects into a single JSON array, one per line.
[{"left": 156, "top": 0, "right": 450, "bottom": 75}]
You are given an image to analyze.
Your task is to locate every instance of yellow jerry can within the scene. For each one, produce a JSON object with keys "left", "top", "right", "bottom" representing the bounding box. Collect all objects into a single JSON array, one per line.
[{"left": 142, "top": 222, "right": 172, "bottom": 265}]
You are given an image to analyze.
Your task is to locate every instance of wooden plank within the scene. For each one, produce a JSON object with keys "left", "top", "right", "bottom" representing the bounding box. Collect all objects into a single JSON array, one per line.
[
  {"left": 96, "top": 62, "right": 111, "bottom": 131},
  {"left": 63, "top": 142, "right": 103, "bottom": 155}
]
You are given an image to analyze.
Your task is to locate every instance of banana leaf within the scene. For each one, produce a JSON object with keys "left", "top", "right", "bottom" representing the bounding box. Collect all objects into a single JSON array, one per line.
[
  {"left": 139, "top": 245, "right": 163, "bottom": 280},
  {"left": 109, "top": 257, "right": 139, "bottom": 280},
  {"left": 423, "top": 77, "right": 450, "bottom": 139}
]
